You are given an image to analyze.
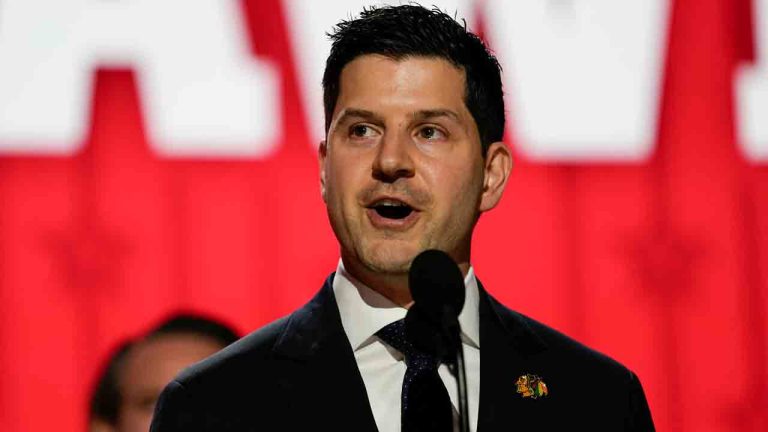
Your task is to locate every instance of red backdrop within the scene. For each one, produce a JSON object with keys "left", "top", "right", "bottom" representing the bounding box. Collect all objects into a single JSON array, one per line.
[{"left": 1, "top": 0, "right": 767, "bottom": 431}]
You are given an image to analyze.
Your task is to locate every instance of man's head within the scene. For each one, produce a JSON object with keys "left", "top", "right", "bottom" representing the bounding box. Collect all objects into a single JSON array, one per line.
[
  {"left": 89, "top": 314, "right": 239, "bottom": 432},
  {"left": 322, "top": 5, "right": 505, "bottom": 154},
  {"left": 319, "top": 5, "right": 511, "bottom": 305}
]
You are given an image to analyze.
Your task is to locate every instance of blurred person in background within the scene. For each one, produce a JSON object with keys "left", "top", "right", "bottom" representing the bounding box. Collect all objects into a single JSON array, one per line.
[{"left": 89, "top": 314, "right": 239, "bottom": 432}]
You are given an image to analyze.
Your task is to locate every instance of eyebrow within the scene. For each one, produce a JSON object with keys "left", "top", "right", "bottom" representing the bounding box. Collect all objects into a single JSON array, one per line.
[
  {"left": 335, "top": 108, "right": 384, "bottom": 126},
  {"left": 412, "top": 109, "right": 461, "bottom": 122},
  {"left": 335, "top": 108, "right": 462, "bottom": 126}
]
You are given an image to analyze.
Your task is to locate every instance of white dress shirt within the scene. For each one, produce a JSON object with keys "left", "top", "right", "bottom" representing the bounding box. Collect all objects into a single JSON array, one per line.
[{"left": 333, "top": 260, "right": 480, "bottom": 432}]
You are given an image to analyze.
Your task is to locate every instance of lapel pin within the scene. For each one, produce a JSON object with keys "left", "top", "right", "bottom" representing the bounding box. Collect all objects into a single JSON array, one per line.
[{"left": 515, "top": 374, "right": 548, "bottom": 399}]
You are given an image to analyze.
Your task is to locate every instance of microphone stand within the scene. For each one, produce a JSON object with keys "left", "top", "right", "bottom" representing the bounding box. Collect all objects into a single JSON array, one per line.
[
  {"left": 454, "top": 342, "right": 470, "bottom": 432},
  {"left": 446, "top": 315, "right": 469, "bottom": 432}
]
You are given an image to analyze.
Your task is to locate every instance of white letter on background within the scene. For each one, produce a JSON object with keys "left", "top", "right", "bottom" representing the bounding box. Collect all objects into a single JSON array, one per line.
[
  {"left": 484, "top": 0, "right": 670, "bottom": 161},
  {"left": 736, "top": 0, "right": 768, "bottom": 162},
  {"left": 0, "top": 0, "right": 279, "bottom": 158},
  {"left": 283, "top": 0, "right": 476, "bottom": 146}
]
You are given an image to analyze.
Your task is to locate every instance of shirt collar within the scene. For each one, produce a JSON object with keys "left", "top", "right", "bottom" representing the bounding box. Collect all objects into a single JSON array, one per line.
[{"left": 333, "top": 259, "right": 481, "bottom": 352}]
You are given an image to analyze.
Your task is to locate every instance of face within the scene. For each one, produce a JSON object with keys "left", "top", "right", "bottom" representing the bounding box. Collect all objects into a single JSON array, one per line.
[
  {"left": 109, "top": 334, "right": 222, "bottom": 432},
  {"left": 320, "top": 55, "right": 510, "bottom": 296}
]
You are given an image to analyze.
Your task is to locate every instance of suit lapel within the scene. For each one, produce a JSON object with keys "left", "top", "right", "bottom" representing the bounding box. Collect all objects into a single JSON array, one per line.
[
  {"left": 267, "top": 276, "right": 551, "bottom": 431},
  {"left": 271, "top": 274, "right": 378, "bottom": 431},
  {"left": 476, "top": 282, "right": 548, "bottom": 431}
]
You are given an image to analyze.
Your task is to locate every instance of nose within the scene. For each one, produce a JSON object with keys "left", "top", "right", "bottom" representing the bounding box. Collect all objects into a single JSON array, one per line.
[{"left": 372, "top": 131, "right": 415, "bottom": 182}]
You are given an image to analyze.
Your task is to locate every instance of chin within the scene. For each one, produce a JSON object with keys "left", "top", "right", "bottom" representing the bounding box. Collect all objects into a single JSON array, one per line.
[{"left": 358, "top": 240, "right": 420, "bottom": 275}]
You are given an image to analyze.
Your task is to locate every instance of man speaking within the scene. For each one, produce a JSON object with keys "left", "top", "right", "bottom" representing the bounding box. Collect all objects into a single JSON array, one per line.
[{"left": 151, "top": 4, "right": 654, "bottom": 431}]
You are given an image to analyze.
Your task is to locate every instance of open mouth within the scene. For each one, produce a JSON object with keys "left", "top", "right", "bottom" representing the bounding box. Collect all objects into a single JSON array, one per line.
[{"left": 370, "top": 199, "right": 414, "bottom": 220}]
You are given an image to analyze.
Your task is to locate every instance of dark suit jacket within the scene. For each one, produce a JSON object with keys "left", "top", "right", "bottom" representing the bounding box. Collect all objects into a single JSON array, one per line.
[{"left": 151, "top": 274, "right": 654, "bottom": 431}]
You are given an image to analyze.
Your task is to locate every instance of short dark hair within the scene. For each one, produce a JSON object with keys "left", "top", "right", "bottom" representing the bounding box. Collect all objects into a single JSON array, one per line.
[
  {"left": 89, "top": 313, "right": 239, "bottom": 425},
  {"left": 147, "top": 313, "right": 240, "bottom": 347},
  {"left": 322, "top": 4, "right": 505, "bottom": 155},
  {"left": 89, "top": 340, "right": 134, "bottom": 426}
]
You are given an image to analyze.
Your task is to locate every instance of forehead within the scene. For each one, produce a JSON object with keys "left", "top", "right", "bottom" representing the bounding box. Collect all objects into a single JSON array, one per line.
[{"left": 334, "top": 54, "right": 469, "bottom": 118}]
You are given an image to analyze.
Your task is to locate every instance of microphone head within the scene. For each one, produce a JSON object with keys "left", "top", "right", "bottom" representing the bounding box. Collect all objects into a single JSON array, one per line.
[
  {"left": 405, "top": 249, "right": 466, "bottom": 361},
  {"left": 408, "top": 249, "right": 465, "bottom": 317}
]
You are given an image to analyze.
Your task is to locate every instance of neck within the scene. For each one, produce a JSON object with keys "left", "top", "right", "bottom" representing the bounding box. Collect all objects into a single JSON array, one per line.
[{"left": 340, "top": 256, "right": 471, "bottom": 309}]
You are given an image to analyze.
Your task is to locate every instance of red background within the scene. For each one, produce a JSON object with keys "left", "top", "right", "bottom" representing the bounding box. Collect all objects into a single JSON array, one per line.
[{"left": 1, "top": 0, "right": 766, "bottom": 431}]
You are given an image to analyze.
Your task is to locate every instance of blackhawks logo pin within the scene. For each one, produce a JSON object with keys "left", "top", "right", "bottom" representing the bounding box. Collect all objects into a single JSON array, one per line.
[{"left": 515, "top": 374, "right": 548, "bottom": 399}]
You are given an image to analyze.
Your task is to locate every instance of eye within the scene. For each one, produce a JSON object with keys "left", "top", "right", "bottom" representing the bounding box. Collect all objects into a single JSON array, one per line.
[
  {"left": 350, "top": 124, "right": 377, "bottom": 139},
  {"left": 417, "top": 126, "right": 447, "bottom": 141}
]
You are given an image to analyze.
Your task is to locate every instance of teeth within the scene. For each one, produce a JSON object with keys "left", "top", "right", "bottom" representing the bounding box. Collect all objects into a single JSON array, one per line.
[{"left": 376, "top": 199, "right": 407, "bottom": 207}]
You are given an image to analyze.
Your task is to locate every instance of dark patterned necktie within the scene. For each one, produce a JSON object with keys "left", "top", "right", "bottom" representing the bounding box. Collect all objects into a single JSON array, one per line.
[{"left": 376, "top": 319, "right": 453, "bottom": 432}]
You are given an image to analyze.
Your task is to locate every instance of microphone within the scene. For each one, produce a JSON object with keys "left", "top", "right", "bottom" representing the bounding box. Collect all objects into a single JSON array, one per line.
[
  {"left": 405, "top": 249, "right": 469, "bottom": 432},
  {"left": 406, "top": 249, "right": 465, "bottom": 361}
]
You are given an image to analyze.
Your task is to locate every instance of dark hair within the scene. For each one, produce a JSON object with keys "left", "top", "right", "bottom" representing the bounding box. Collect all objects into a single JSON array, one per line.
[
  {"left": 89, "top": 340, "right": 134, "bottom": 426},
  {"left": 147, "top": 313, "right": 240, "bottom": 347},
  {"left": 89, "top": 313, "right": 239, "bottom": 425},
  {"left": 322, "top": 4, "right": 505, "bottom": 155}
]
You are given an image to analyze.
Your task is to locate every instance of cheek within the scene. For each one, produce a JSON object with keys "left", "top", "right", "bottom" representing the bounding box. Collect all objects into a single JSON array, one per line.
[
  {"left": 431, "top": 164, "right": 484, "bottom": 228},
  {"left": 430, "top": 162, "right": 482, "bottom": 201},
  {"left": 324, "top": 164, "right": 352, "bottom": 203},
  {"left": 328, "top": 151, "right": 368, "bottom": 189},
  {"left": 327, "top": 172, "right": 359, "bottom": 211},
  {"left": 324, "top": 161, "right": 366, "bottom": 228}
]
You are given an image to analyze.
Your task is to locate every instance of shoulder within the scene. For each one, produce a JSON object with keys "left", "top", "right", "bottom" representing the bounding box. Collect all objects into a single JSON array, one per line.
[
  {"left": 175, "top": 314, "right": 291, "bottom": 389},
  {"left": 150, "top": 277, "right": 341, "bottom": 431},
  {"left": 489, "top": 293, "right": 633, "bottom": 379},
  {"left": 525, "top": 310, "right": 629, "bottom": 375},
  {"left": 149, "top": 314, "right": 294, "bottom": 431},
  {"left": 483, "top": 295, "right": 654, "bottom": 430},
  {"left": 173, "top": 273, "right": 338, "bottom": 392},
  {"left": 483, "top": 291, "right": 650, "bottom": 409},
  {"left": 150, "top": 313, "right": 309, "bottom": 431}
]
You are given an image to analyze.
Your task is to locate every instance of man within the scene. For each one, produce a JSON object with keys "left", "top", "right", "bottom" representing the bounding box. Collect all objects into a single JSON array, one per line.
[
  {"left": 89, "top": 314, "right": 239, "bottom": 432},
  {"left": 151, "top": 5, "right": 654, "bottom": 431}
]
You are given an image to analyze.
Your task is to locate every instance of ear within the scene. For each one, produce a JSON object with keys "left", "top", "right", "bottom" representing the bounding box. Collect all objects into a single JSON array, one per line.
[
  {"left": 479, "top": 141, "right": 512, "bottom": 212},
  {"left": 318, "top": 140, "right": 328, "bottom": 202}
]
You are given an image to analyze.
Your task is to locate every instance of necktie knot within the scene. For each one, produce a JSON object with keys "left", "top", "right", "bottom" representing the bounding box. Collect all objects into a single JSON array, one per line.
[{"left": 376, "top": 319, "right": 438, "bottom": 370}]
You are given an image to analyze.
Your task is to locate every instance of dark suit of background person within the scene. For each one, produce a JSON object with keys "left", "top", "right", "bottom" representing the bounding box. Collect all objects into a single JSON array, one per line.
[{"left": 151, "top": 5, "right": 655, "bottom": 431}]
